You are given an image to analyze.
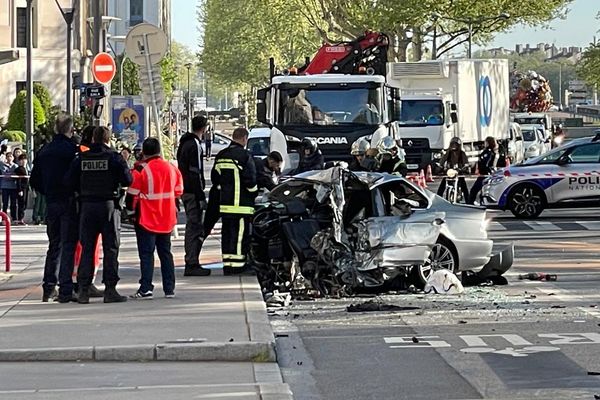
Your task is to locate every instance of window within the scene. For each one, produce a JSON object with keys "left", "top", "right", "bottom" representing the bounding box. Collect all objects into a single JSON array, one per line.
[
  {"left": 16, "top": 7, "right": 26, "bottom": 48},
  {"left": 16, "top": 81, "right": 26, "bottom": 93},
  {"left": 399, "top": 100, "right": 444, "bottom": 127},
  {"left": 278, "top": 85, "right": 383, "bottom": 126},
  {"left": 247, "top": 137, "right": 270, "bottom": 157},
  {"left": 375, "top": 181, "right": 429, "bottom": 216},
  {"left": 130, "top": 0, "right": 143, "bottom": 26},
  {"left": 568, "top": 144, "right": 600, "bottom": 164}
]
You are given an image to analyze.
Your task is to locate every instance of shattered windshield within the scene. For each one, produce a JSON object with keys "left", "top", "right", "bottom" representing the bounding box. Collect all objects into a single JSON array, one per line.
[{"left": 278, "top": 85, "right": 383, "bottom": 126}]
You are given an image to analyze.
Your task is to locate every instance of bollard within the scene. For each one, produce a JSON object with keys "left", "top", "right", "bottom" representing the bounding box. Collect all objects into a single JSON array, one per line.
[{"left": 0, "top": 211, "right": 10, "bottom": 272}]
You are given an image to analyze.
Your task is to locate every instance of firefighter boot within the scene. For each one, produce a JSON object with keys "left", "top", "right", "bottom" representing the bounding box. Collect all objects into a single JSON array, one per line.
[
  {"left": 184, "top": 264, "right": 211, "bottom": 277},
  {"left": 78, "top": 287, "right": 90, "bottom": 304},
  {"left": 104, "top": 285, "right": 127, "bottom": 303},
  {"left": 89, "top": 284, "right": 105, "bottom": 298}
]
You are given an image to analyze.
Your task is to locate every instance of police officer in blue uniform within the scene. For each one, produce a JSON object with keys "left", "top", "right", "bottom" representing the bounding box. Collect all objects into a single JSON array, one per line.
[{"left": 64, "top": 126, "right": 132, "bottom": 304}]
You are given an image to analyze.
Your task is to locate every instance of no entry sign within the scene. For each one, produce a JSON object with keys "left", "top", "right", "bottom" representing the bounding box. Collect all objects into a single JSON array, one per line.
[{"left": 92, "top": 52, "right": 116, "bottom": 84}]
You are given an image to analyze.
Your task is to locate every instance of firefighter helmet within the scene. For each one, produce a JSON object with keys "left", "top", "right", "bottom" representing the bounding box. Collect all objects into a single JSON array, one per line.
[{"left": 351, "top": 138, "right": 370, "bottom": 156}]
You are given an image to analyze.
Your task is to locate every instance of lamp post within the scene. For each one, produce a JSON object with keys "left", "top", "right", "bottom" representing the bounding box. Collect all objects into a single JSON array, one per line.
[
  {"left": 54, "top": 0, "right": 76, "bottom": 114},
  {"left": 25, "top": 0, "right": 33, "bottom": 163},
  {"left": 185, "top": 62, "right": 192, "bottom": 131},
  {"left": 431, "top": 12, "right": 510, "bottom": 58}
]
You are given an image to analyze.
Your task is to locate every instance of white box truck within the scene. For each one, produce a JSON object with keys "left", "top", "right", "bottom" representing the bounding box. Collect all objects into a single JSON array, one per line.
[{"left": 387, "top": 59, "right": 510, "bottom": 170}]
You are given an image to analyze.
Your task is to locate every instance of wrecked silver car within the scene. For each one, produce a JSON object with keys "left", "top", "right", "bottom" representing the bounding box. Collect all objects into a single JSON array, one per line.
[{"left": 250, "top": 166, "right": 512, "bottom": 296}]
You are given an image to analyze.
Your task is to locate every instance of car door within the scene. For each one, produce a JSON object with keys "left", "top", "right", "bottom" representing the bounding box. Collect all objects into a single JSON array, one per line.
[{"left": 551, "top": 143, "right": 600, "bottom": 203}]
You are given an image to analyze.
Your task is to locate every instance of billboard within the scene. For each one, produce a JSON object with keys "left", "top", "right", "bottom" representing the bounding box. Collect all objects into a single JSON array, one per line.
[{"left": 111, "top": 96, "right": 146, "bottom": 147}]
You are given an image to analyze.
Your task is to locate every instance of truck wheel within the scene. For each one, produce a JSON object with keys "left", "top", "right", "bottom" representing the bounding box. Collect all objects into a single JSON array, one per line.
[
  {"left": 411, "top": 237, "right": 457, "bottom": 287},
  {"left": 508, "top": 184, "right": 545, "bottom": 219}
]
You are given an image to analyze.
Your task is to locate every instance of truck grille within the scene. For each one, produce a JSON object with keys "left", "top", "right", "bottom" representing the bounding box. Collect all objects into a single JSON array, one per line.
[{"left": 391, "top": 62, "right": 446, "bottom": 78}]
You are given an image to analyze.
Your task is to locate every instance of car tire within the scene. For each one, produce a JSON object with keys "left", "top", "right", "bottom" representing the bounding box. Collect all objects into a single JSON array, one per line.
[
  {"left": 412, "top": 237, "right": 458, "bottom": 287},
  {"left": 508, "top": 184, "right": 545, "bottom": 219}
]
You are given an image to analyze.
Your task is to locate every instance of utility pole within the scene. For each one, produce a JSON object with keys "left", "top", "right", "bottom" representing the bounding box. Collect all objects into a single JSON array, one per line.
[
  {"left": 55, "top": 0, "right": 76, "bottom": 114},
  {"left": 93, "top": 0, "right": 102, "bottom": 55},
  {"left": 25, "top": 0, "right": 34, "bottom": 163}
]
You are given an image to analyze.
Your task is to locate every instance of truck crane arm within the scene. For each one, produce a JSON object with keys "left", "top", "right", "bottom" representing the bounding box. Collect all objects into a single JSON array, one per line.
[{"left": 297, "top": 31, "right": 389, "bottom": 76}]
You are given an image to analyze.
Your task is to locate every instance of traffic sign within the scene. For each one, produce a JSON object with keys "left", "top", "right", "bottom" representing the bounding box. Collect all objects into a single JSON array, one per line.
[
  {"left": 124, "top": 23, "right": 168, "bottom": 67},
  {"left": 85, "top": 84, "right": 106, "bottom": 99},
  {"left": 91, "top": 52, "right": 116, "bottom": 84},
  {"left": 171, "top": 102, "right": 185, "bottom": 114}
]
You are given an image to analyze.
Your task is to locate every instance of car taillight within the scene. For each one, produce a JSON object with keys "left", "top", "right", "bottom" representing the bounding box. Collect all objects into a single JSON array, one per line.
[{"left": 503, "top": 170, "right": 511, "bottom": 177}]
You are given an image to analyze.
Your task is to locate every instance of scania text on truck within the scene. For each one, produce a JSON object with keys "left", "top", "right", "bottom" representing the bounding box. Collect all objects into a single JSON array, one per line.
[
  {"left": 386, "top": 59, "right": 510, "bottom": 171},
  {"left": 256, "top": 32, "right": 395, "bottom": 172}
]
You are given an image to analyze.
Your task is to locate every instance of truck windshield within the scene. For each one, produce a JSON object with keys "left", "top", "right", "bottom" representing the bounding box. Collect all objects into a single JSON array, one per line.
[
  {"left": 514, "top": 117, "right": 547, "bottom": 129},
  {"left": 398, "top": 100, "right": 444, "bottom": 126},
  {"left": 278, "top": 86, "right": 382, "bottom": 126}
]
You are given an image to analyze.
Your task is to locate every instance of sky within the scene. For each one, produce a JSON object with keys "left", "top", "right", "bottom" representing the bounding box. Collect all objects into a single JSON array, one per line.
[{"left": 171, "top": 0, "right": 598, "bottom": 53}]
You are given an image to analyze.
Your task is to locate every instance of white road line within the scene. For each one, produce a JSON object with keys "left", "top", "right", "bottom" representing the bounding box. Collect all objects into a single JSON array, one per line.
[
  {"left": 488, "top": 222, "right": 507, "bottom": 231},
  {"left": 575, "top": 221, "right": 600, "bottom": 231},
  {"left": 523, "top": 221, "right": 561, "bottom": 231}
]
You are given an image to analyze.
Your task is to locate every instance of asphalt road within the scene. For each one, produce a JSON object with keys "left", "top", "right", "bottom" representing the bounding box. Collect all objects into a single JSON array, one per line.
[{"left": 274, "top": 208, "right": 600, "bottom": 400}]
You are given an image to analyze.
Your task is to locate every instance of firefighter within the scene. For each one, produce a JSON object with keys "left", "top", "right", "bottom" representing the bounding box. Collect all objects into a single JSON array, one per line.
[
  {"left": 293, "top": 138, "right": 324, "bottom": 174},
  {"left": 64, "top": 126, "right": 132, "bottom": 304},
  {"left": 211, "top": 127, "right": 258, "bottom": 275},
  {"left": 127, "top": 138, "right": 183, "bottom": 299},
  {"left": 177, "top": 116, "right": 211, "bottom": 277},
  {"left": 376, "top": 136, "right": 407, "bottom": 176},
  {"left": 349, "top": 138, "right": 377, "bottom": 172}
]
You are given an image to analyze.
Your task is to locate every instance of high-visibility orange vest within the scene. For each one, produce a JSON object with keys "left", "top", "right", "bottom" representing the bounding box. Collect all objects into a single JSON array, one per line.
[{"left": 127, "top": 156, "right": 183, "bottom": 233}]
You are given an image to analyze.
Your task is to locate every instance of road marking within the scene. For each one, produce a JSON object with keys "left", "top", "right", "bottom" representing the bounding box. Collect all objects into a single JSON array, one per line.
[
  {"left": 575, "top": 221, "right": 600, "bottom": 230},
  {"left": 384, "top": 336, "right": 451, "bottom": 348},
  {"left": 461, "top": 346, "right": 560, "bottom": 357},
  {"left": 522, "top": 221, "right": 561, "bottom": 231},
  {"left": 459, "top": 334, "right": 532, "bottom": 347}
]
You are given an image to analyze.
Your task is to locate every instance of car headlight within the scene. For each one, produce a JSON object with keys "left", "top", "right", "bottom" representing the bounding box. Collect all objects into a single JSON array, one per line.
[
  {"left": 528, "top": 145, "right": 538, "bottom": 152},
  {"left": 487, "top": 176, "right": 506, "bottom": 185}
]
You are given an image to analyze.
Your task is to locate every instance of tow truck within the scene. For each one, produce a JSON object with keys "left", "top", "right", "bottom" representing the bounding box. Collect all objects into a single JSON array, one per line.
[{"left": 256, "top": 32, "right": 397, "bottom": 172}]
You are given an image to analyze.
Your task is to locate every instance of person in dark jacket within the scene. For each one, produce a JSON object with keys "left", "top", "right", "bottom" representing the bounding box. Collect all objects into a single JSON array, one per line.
[
  {"left": 64, "top": 126, "right": 132, "bottom": 304},
  {"left": 211, "top": 127, "right": 258, "bottom": 275},
  {"left": 14, "top": 154, "right": 29, "bottom": 225},
  {"left": 469, "top": 136, "right": 499, "bottom": 204},
  {"left": 255, "top": 151, "right": 283, "bottom": 191},
  {"left": 436, "top": 136, "right": 470, "bottom": 202},
  {"left": 176, "top": 116, "right": 211, "bottom": 276},
  {"left": 293, "top": 138, "right": 324, "bottom": 174},
  {"left": 29, "top": 113, "right": 80, "bottom": 303},
  {"left": 376, "top": 136, "right": 407, "bottom": 176}
]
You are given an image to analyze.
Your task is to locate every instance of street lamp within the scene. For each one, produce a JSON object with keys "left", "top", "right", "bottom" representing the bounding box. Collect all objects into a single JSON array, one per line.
[
  {"left": 54, "top": 0, "right": 76, "bottom": 114},
  {"left": 431, "top": 12, "right": 510, "bottom": 58},
  {"left": 184, "top": 62, "right": 192, "bottom": 131}
]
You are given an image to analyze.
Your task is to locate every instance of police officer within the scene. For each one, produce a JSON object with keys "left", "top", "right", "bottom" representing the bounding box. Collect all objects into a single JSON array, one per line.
[
  {"left": 349, "top": 138, "right": 377, "bottom": 172},
  {"left": 29, "top": 113, "right": 79, "bottom": 303},
  {"left": 212, "top": 127, "right": 258, "bottom": 275},
  {"left": 64, "top": 126, "right": 132, "bottom": 304},
  {"left": 376, "top": 136, "right": 407, "bottom": 176},
  {"left": 177, "top": 116, "right": 211, "bottom": 277}
]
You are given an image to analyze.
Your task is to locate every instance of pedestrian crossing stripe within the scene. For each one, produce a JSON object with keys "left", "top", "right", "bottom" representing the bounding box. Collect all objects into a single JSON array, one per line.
[{"left": 489, "top": 220, "right": 600, "bottom": 232}]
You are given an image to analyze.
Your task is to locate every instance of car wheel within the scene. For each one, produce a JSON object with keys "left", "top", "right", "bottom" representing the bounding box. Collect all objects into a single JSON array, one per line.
[
  {"left": 412, "top": 237, "right": 457, "bottom": 287},
  {"left": 508, "top": 184, "right": 545, "bottom": 219}
]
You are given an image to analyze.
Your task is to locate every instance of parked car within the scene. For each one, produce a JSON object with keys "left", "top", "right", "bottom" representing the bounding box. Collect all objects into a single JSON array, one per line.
[
  {"left": 521, "top": 124, "right": 549, "bottom": 159},
  {"left": 506, "top": 122, "right": 524, "bottom": 165},
  {"left": 481, "top": 134, "right": 600, "bottom": 218},
  {"left": 205, "top": 132, "right": 231, "bottom": 156},
  {"left": 251, "top": 167, "right": 513, "bottom": 295},
  {"left": 247, "top": 127, "right": 271, "bottom": 159}
]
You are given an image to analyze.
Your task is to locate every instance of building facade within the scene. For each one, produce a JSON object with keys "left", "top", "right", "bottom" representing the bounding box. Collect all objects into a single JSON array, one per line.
[
  {"left": 107, "top": 0, "right": 171, "bottom": 55},
  {"left": 0, "top": 0, "right": 81, "bottom": 121}
]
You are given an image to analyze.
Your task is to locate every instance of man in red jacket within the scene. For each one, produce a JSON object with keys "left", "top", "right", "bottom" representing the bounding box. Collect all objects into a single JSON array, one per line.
[{"left": 127, "top": 138, "right": 184, "bottom": 299}]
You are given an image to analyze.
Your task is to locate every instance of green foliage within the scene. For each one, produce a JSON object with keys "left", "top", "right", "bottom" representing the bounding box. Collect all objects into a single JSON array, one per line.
[
  {"left": 577, "top": 43, "right": 600, "bottom": 89},
  {"left": 35, "top": 105, "right": 62, "bottom": 151},
  {"left": 161, "top": 133, "right": 174, "bottom": 160},
  {"left": 160, "top": 53, "right": 178, "bottom": 102},
  {"left": 6, "top": 91, "right": 46, "bottom": 132},
  {"left": 111, "top": 55, "right": 141, "bottom": 96},
  {"left": 0, "top": 130, "right": 26, "bottom": 143},
  {"left": 33, "top": 82, "right": 53, "bottom": 115}
]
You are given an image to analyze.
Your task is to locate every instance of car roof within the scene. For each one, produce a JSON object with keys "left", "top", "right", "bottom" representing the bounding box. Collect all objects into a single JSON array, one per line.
[
  {"left": 293, "top": 168, "right": 407, "bottom": 188},
  {"left": 248, "top": 128, "right": 271, "bottom": 138}
]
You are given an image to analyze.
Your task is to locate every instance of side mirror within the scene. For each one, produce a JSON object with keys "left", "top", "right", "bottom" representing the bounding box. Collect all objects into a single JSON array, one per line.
[
  {"left": 256, "top": 87, "right": 269, "bottom": 125},
  {"left": 450, "top": 103, "right": 458, "bottom": 124}
]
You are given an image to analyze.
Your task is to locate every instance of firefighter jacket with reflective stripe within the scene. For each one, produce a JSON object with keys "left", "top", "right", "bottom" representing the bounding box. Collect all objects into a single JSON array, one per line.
[
  {"left": 127, "top": 156, "right": 183, "bottom": 234},
  {"left": 211, "top": 142, "right": 258, "bottom": 215}
]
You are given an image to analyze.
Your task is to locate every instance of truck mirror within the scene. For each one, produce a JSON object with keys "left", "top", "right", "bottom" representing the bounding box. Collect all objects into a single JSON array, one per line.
[
  {"left": 450, "top": 111, "right": 458, "bottom": 124},
  {"left": 256, "top": 88, "right": 269, "bottom": 125}
]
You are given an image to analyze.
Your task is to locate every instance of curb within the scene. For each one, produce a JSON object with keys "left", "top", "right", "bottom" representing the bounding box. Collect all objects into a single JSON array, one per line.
[
  {"left": 0, "top": 341, "right": 276, "bottom": 362},
  {"left": 241, "top": 276, "right": 276, "bottom": 344}
]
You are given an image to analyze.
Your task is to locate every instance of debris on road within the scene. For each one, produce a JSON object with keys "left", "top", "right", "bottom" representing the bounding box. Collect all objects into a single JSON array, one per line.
[
  {"left": 518, "top": 272, "right": 558, "bottom": 281},
  {"left": 346, "top": 300, "right": 420, "bottom": 313},
  {"left": 424, "top": 269, "right": 464, "bottom": 295},
  {"left": 265, "top": 291, "right": 292, "bottom": 307}
]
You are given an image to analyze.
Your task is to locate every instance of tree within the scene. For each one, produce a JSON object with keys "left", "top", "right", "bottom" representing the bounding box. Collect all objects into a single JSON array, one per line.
[
  {"left": 577, "top": 43, "right": 600, "bottom": 89},
  {"left": 6, "top": 91, "right": 46, "bottom": 132},
  {"left": 111, "top": 55, "right": 141, "bottom": 96},
  {"left": 33, "top": 82, "right": 53, "bottom": 115}
]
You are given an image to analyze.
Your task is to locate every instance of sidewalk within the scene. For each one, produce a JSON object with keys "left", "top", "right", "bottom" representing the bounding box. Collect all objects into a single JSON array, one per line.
[{"left": 0, "top": 222, "right": 292, "bottom": 399}]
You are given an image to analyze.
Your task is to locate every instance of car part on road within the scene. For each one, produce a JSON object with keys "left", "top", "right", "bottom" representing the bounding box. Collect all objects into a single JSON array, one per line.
[
  {"left": 518, "top": 272, "right": 558, "bottom": 281},
  {"left": 424, "top": 269, "right": 464, "bottom": 294},
  {"left": 346, "top": 300, "right": 420, "bottom": 312}
]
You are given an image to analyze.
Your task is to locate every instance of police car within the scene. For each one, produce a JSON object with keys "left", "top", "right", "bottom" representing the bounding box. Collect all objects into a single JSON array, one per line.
[{"left": 481, "top": 134, "right": 600, "bottom": 218}]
